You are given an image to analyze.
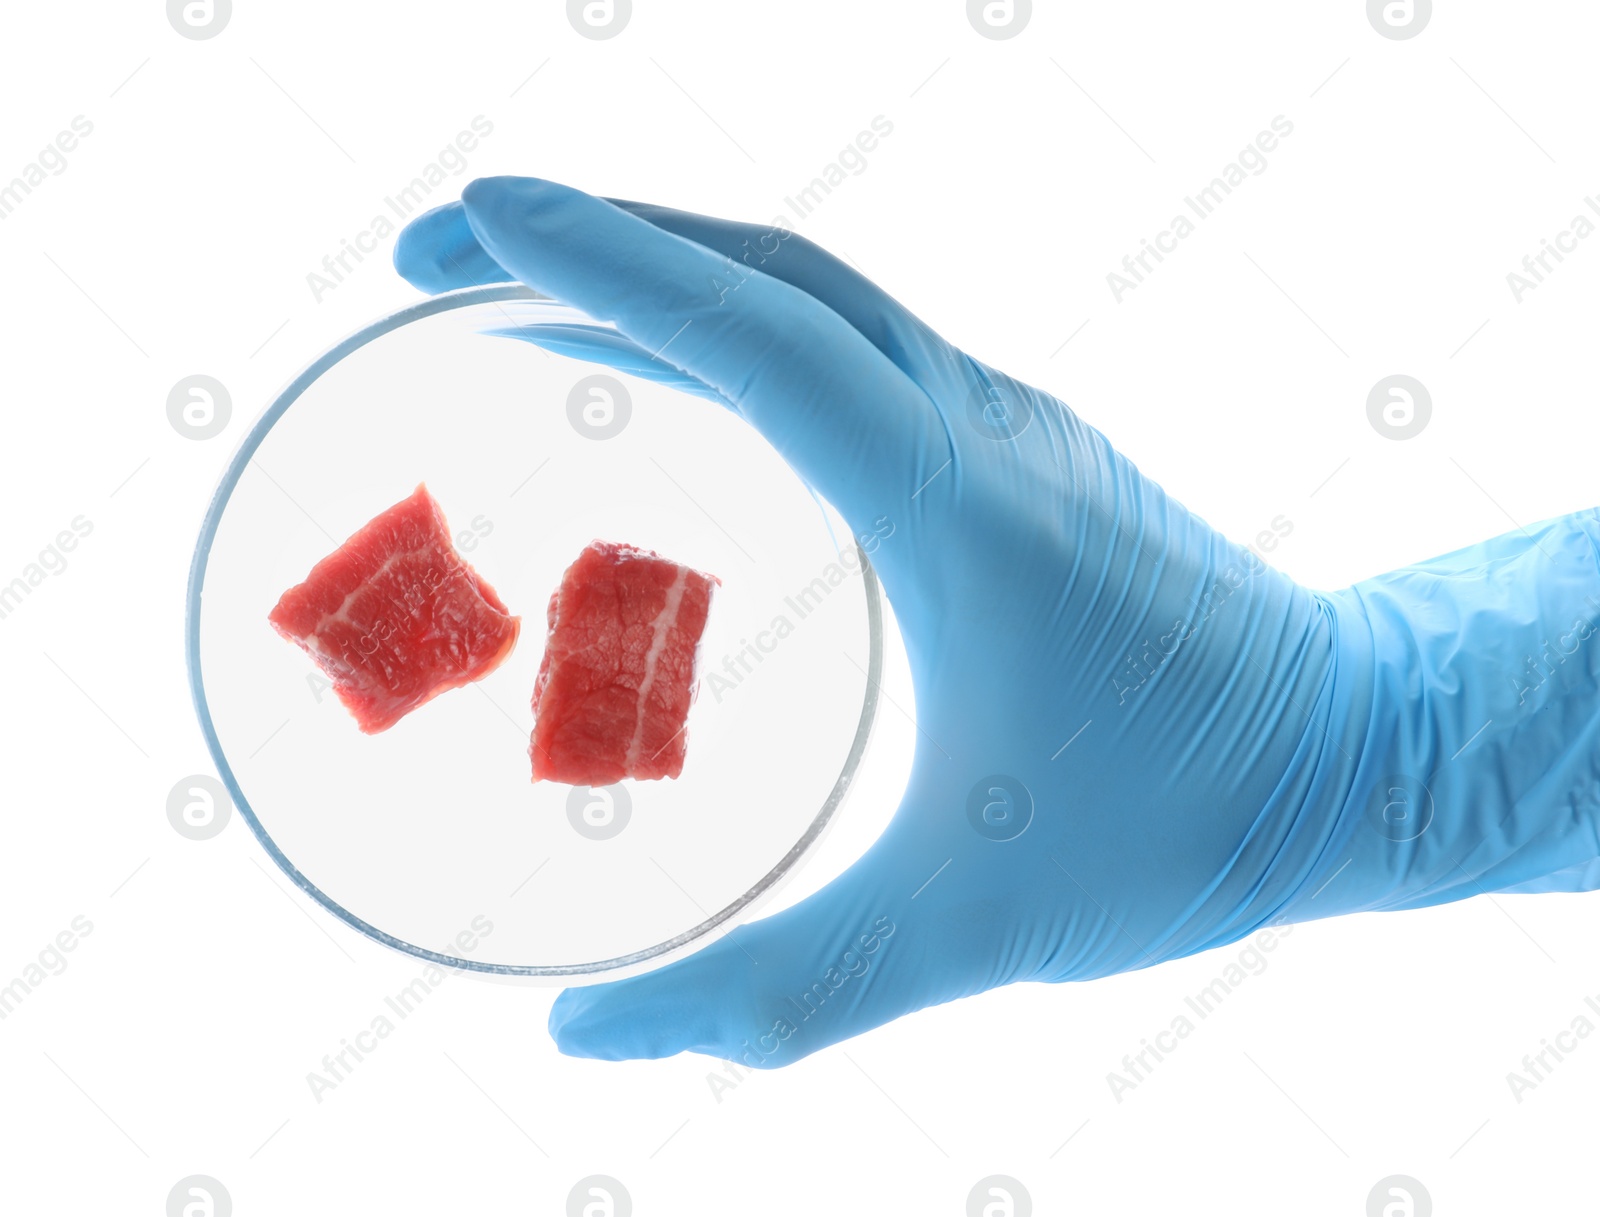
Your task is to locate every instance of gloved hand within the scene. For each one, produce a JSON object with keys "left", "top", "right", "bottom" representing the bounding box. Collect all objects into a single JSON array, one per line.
[{"left": 394, "top": 176, "right": 1600, "bottom": 1067}]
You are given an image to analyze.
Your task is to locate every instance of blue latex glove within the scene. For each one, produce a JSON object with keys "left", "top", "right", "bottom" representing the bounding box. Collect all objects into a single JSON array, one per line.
[{"left": 394, "top": 176, "right": 1600, "bottom": 1067}]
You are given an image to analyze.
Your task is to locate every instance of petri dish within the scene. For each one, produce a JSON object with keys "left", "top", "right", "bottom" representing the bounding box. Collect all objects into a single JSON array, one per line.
[{"left": 186, "top": 284, "right": 881, "bottom": 982}]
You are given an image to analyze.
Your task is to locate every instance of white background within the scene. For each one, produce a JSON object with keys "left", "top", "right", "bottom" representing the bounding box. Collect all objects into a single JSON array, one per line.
[{"left": 3, "top": 1, "right": 1598, "bottom": 1213}]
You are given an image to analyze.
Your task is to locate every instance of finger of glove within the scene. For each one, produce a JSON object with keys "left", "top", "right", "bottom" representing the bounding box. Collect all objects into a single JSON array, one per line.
[
  {"left": 482, "top": 323, "right": 734, "bottom": 407},
  {"left": 395, "top": 195, "right": 953, "bottom": 388},
  {"left": 400, "top": 176, "right": 947, "bottom": 521},
  {"left": 392, "top": 204, "right": 735, "bottom": 406},
  {"left": 457, "top": 176, "right": 948, "bottom": 521},
  {"left": 601, "top": 197, "right": 953, "bottom": 385},
  {"left": 393, "top": 200, "right": 512, "bottom": 293}
]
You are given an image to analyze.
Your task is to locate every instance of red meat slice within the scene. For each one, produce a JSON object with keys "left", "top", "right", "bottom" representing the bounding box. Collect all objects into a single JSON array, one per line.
[
  {"left": 531, "top": 541, "right": 719, "bottom": 785},
  {"left": 269, "top": 484, "right": 520, "bottom": 733}
]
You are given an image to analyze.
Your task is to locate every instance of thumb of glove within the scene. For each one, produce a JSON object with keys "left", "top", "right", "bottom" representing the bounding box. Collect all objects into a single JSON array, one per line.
[{"left": 548, "top": 812, "right": 987, "bottom": 1068}]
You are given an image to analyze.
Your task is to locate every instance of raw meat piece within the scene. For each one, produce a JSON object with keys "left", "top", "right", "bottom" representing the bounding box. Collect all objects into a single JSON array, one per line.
[
  {"left": 531, "top": 541, "right": 719, "bottom": 784},
  {"left": 269, "top": 484, "right": 520, "bottom": 733}
]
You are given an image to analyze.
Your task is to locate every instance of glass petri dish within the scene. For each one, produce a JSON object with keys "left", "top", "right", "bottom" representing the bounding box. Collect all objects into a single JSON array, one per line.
[{"left": 186, "top": 284, "right": 881, "bottom": 983}]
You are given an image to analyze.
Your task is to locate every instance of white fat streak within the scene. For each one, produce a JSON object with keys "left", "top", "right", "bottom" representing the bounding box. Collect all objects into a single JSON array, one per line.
[
  {"left": 623, "top": 565, "right": 689, "bottom": 773},
  {"left": 313, "top": 548, "right": 411, "bottom": 635}
]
